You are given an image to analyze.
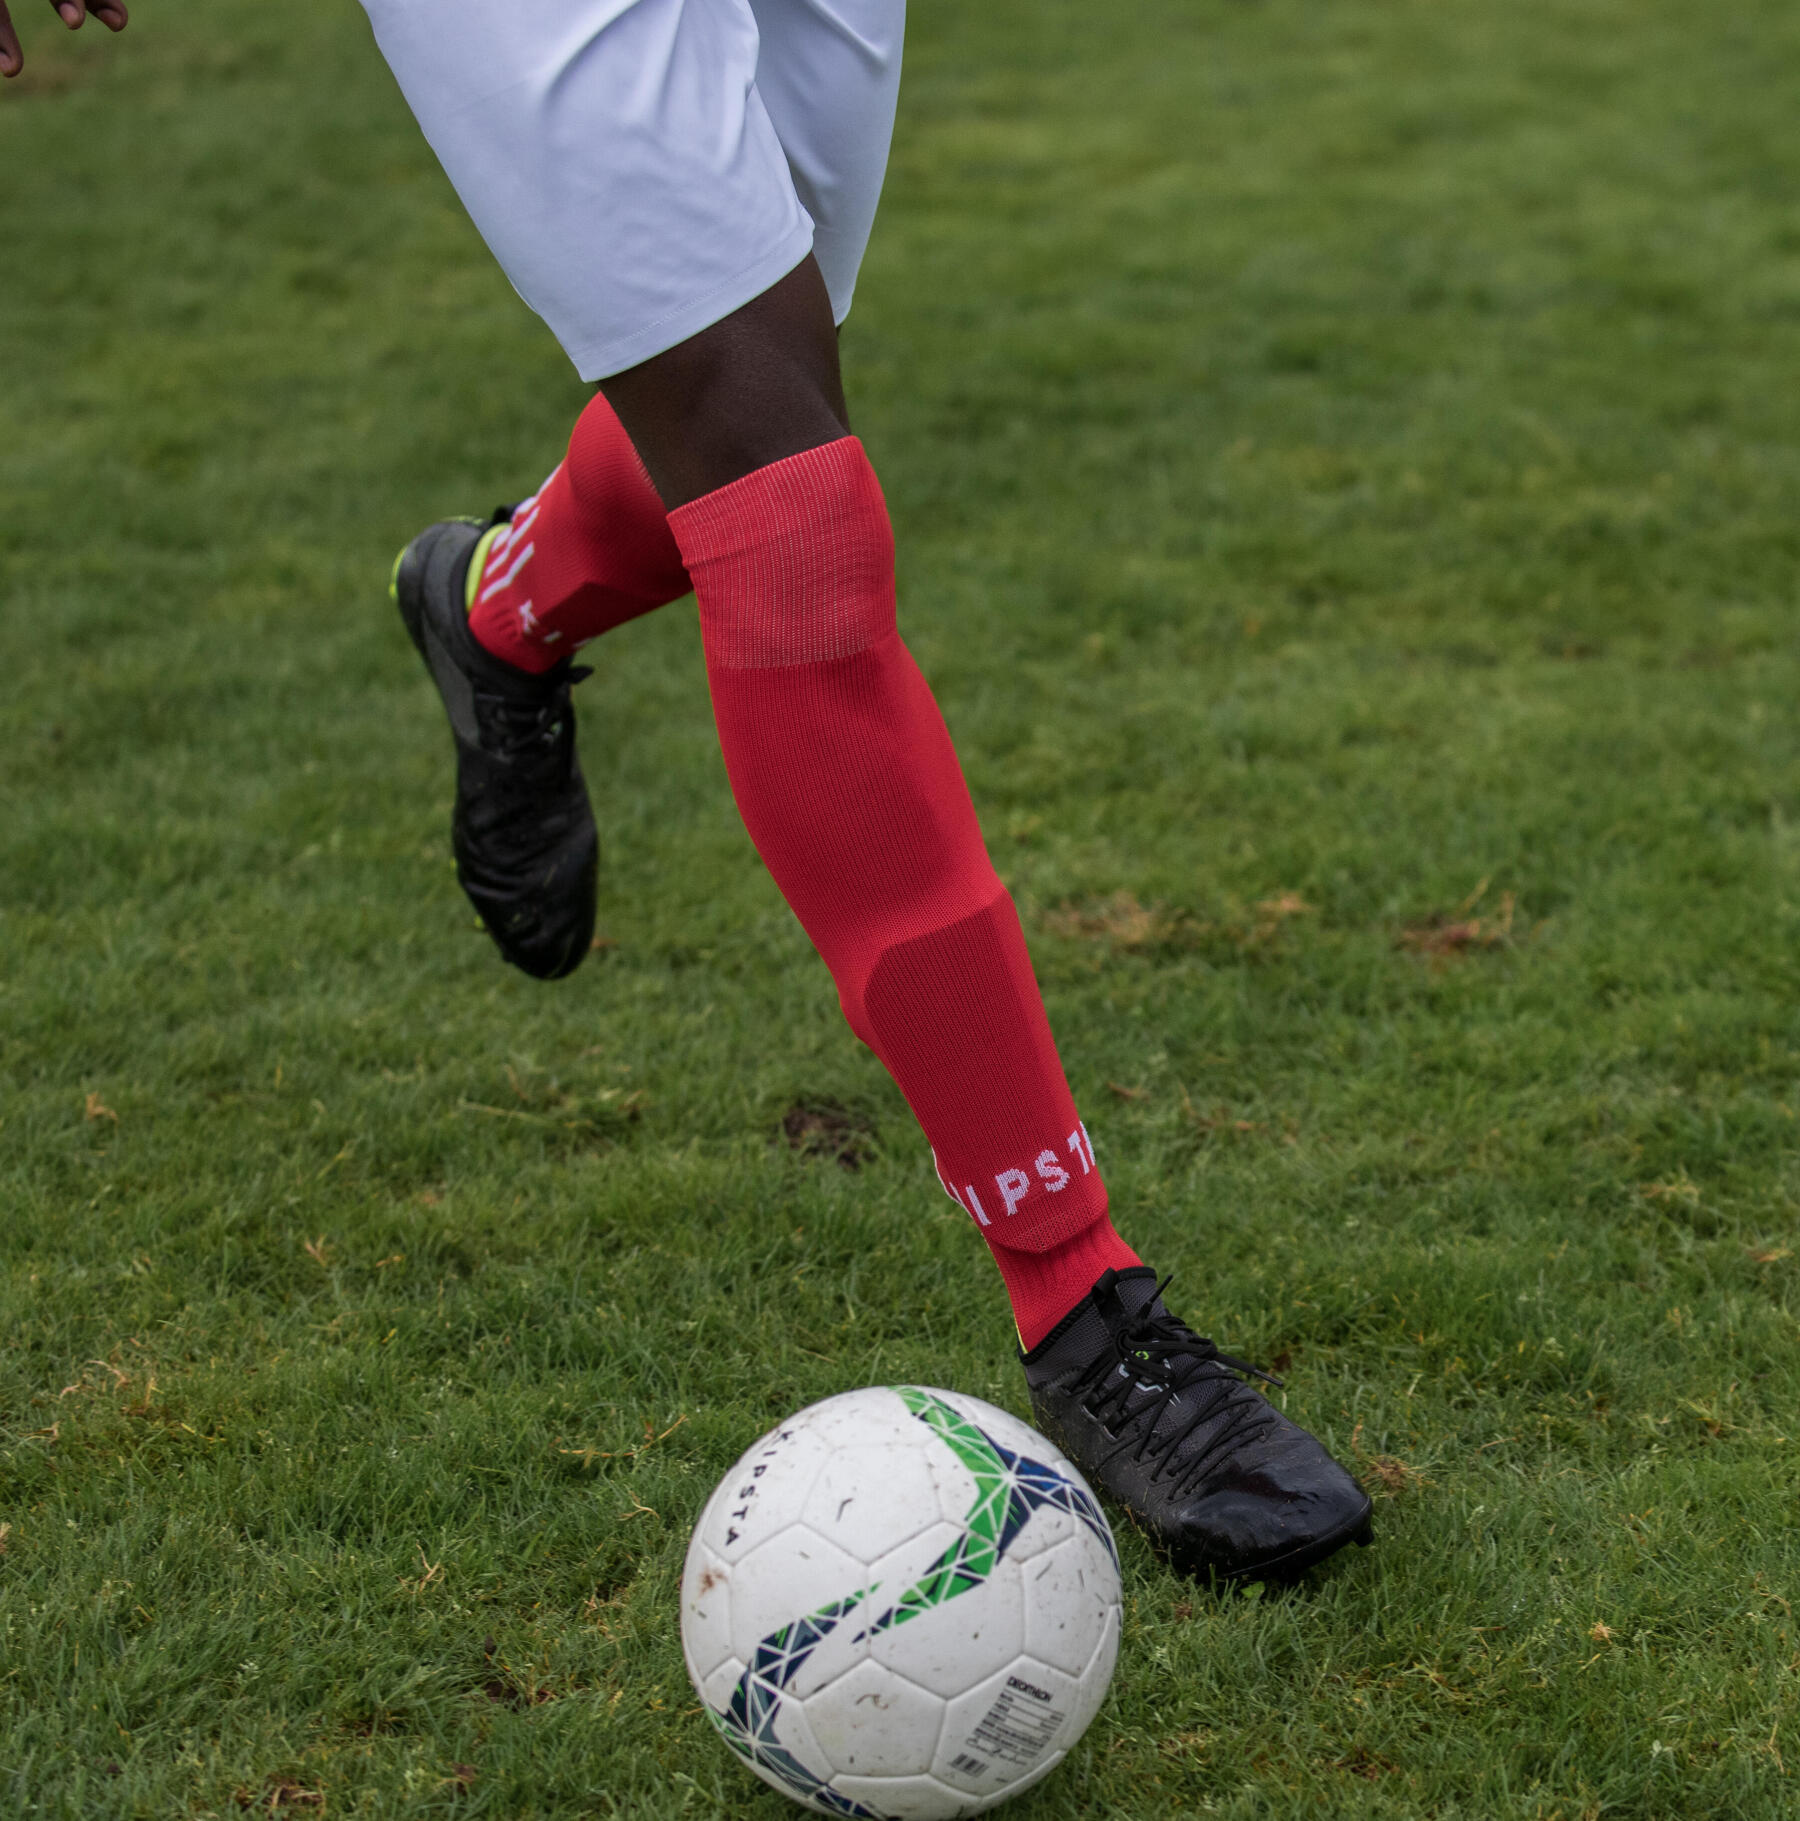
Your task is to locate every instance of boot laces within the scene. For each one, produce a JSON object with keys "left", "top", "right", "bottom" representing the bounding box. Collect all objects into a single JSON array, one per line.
[
  {"left": 475, "top": 665, "right": 590, "bottom": 768},
  {"left": 1076, "top": 1277, "right": 1285, "bottom": 1494}
]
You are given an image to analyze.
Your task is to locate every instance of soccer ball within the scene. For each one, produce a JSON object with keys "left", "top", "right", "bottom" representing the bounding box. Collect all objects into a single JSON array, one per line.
[{"left": 680, "top": 1385, "right": 1121, "bottom": 1819}]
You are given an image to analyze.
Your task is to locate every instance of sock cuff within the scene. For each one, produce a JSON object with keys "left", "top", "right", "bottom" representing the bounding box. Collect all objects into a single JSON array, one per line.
[
  {"left": 989, "top": 1214, "right": 1142, "bottom": 1351},
  {"left": 667, "top": 437, "right": 896, "bottom": 670}
]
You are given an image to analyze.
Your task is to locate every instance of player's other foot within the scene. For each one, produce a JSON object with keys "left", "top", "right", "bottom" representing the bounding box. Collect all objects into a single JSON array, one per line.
[
  {"left": 1022, "top": 1266, "right": 1373, "bottom": 1584},
  {"left": 392, "top": 514, "right": 597, "bottom": 980}
]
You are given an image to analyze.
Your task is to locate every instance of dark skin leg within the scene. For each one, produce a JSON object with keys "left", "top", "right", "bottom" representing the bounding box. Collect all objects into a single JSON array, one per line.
[{"left": 599, "top": 255, "right": 849, "bottom": 511}]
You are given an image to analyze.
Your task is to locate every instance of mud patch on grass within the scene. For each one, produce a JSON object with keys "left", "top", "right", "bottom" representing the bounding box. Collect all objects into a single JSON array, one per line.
[
  {"left": 781, "top": 1099, "right": 874, "bottom": 1170},
  {"left": 1043, "top": 890, "right": 1313, "bottom": 960},
  {"left": 1398, "top": 881, "right": 1515, "bottom": 960}
]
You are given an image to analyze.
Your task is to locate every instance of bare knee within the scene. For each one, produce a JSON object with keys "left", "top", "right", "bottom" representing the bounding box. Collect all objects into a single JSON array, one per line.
[{"left": 601, "top": 257, "right": 850, "bottom": 508}]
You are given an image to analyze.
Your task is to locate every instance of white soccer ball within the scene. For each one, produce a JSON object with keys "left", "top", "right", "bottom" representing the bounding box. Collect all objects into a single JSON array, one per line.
[{"left": 680, "top": 1385, "right": 1121, "bottom": 1819}]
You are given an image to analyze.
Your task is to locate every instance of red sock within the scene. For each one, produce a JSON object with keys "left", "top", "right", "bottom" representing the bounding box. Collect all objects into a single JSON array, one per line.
[
  {"left": 467, "top": 393, "right": 691, "bottom": 673},
  {"left": 667, "top": 439, "right": 1139, "bottom": 1348}
]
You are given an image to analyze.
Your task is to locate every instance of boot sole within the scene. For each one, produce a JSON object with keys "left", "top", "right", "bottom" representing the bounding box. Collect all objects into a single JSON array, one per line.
[{"left": 1185, "top": 1495, "right": 1377, "bottom": 1587}]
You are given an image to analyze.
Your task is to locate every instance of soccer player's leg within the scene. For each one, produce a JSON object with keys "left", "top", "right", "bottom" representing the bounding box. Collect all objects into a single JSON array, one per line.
[
  {"left": 361, "top": 0, "right": 817, "bottom": 978},
  {"left": 368, "top": 0, "right": 907, "bottom": 981},
  {"left": 606, "top": 266, "right": 1373, "bottom": 1582}
]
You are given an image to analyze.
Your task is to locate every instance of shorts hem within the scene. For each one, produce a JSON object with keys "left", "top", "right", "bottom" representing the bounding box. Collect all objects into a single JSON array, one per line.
[{"left": 563, "top": 224, "right": 818, "bottom": 381}]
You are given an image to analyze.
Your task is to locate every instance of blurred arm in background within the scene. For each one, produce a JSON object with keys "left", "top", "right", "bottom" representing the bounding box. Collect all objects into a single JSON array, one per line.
[{"left": 1, "top": 0, "right": 128, "bottom": 80}]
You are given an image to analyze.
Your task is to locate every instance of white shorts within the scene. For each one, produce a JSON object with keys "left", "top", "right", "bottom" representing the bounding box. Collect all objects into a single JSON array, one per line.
[{"left": 358, "top": 0, "right": 905, "bottom": 380}]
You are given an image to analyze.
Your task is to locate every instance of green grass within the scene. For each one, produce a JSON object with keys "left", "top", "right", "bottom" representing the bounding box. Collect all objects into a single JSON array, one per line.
[{"left": 4, "top": 0, "right": 1800, "bottom": 1813}]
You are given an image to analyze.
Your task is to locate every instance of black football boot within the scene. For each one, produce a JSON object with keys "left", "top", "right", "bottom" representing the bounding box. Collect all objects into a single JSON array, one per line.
[
  {"left": 1023, "top": 1266, "right": 1373, "bottom": 1583},
  {"left": 392, "top": 513, "right": 597, "bottom": 980}
]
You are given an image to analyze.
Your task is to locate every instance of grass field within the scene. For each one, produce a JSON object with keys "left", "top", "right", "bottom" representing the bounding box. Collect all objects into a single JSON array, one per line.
[{"left": 5, "top": 0, "right": 1800, "bottom": 1814}]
